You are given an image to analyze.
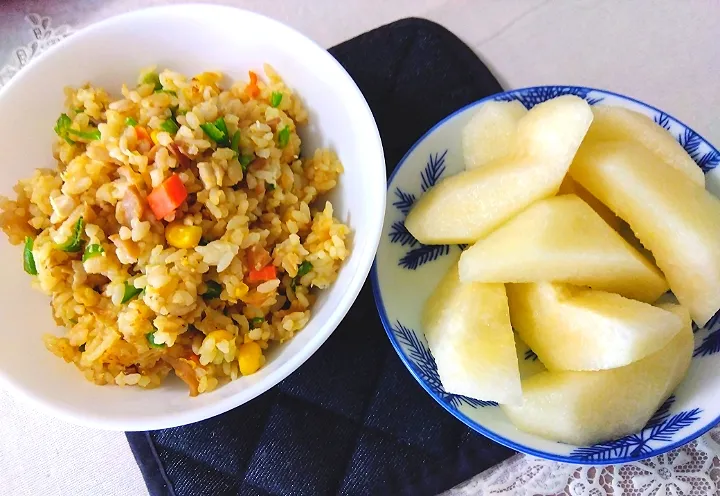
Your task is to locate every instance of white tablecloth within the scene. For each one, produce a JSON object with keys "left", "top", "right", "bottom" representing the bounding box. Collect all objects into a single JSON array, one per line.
[{"left": 1, "top": 1, "right": 719, "bottom": 495}]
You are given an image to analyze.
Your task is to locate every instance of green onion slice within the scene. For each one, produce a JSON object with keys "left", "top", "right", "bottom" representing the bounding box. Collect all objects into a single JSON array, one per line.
[
  {"left": 270, "top": 92, "right": 283, "bottom": 107},
  {"left": 249, "top": 317, "right": 264, "bottom": 328},
  {"left": 202, "top": 280, "right": 222, "bottom": 299},
  {"left": 142, "top": 71, "right": 163, "bottom": 91},
  {"left": 296, "top": 261, "right": 313, "bottom": 277},
  {"left": 67, "top": 128, "right": 101, "bottom": 141},
  {"left": 23, "top": 236, "right": 38, "bottom": 275},
  {"left": 57, "top": 217, "right": 85, "bottom": 252},
  {"left": 214, "top": 117, "right": 229, "bottom": 143},
  {"left": 230, "top": 130, "right": 240, "bottom": 156},
  {"left": 199, "top": 122, "right": 226, "bottom": 144},
  {"left": 160, "top": 118, "right": 180, "bottom": 134},
  {"left": 277, "top": 126, "right": 290, "bottom": 148},
  {"left": 54, "top": 113, "right": 75, "bottom": 145},
  {"left": 82, "top": 244, "right": 104, "bottom": 262},
  {"left": 239, "top": 154, "right": 254, "bottom": 172},
  {"left": 146, "top": 331, "right": 165, "bottom": 348},
  {"left": 121, "top": 281, "right": 143, "bottom": 304},
  {"left": 125, "top": 117, "right": 138, "bottom": 126}
]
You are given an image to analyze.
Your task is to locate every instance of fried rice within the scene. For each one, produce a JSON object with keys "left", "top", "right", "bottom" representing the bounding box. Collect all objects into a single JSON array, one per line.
[{"left": 0, "top": 65, "right": 349, "bottom": 395}]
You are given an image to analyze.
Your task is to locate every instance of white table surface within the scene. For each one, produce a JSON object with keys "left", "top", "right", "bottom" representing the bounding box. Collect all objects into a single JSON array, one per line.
[{"left": 1, "top": 1, "right": 718, "bottom": 495}]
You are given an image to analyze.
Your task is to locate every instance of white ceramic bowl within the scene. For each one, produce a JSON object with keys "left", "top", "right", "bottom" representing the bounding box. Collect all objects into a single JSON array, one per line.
[
  {"left": 0, "top": 5, "right": 385, "bottom": 430},
  {"left": 373, "top": 86, "right": 720, "bottom": 463}
]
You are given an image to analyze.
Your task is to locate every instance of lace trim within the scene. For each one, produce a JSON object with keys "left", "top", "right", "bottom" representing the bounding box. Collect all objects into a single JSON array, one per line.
[
  {"left": 448, "top": 427, "right": 720, "bottom": 495},
  {"left": 0, "top": 13, "right": 73, "bottom": 87}
]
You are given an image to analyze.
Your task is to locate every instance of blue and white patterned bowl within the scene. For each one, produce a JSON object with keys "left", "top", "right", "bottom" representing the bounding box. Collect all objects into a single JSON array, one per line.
[{"left": 371, "top": 86, "right": 720, "bottom": 464}]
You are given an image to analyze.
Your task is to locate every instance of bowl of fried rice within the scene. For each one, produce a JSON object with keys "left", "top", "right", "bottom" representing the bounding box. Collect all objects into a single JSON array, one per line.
[{"left": 0, "top": 5, "right": 385, "bottom": 430}]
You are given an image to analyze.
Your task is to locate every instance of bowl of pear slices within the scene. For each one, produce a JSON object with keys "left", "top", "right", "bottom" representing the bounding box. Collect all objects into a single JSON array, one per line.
[{"left": 372, "top": 86, "right": 720, "bottom": 463}]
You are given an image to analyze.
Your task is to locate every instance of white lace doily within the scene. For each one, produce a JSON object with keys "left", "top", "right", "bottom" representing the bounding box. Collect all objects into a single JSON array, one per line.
[
  {"left": 3, "top": 12, "right": 720, "bottom": 496},
  {"left": 448, "top": 433, "right": 720, "bottom": 495},
  {"left": 0, "top": 13, "right": 72, "bottom": 87}
]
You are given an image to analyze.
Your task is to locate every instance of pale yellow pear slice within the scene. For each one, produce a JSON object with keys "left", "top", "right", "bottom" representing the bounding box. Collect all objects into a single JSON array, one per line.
[
  {"left": 458, "top": 195, "right": 668, "bottom": 303},
  {"left": 586, "top": 105, "right": 705, "bottom": 186},
  {"left": 423, "top": 263, "right": 521, "bottom": 404},
  {"left": 405, "top": 95, "right": 593, "bottom": 244},
  {"left": 501, "top": 303, "right": 693, "bottom": 445},
  {"left": 507, "top": 282, "right": 683, "bottom": 371},
  {"left": 462, "top": 100, "right": 527, "bottom": 170},
  {"left": 556, "top": 175, "right": 622, "bottom": 231},
  {"left": 514, "top": 335, "right": 546, "bottom": 379},
  {"left": 571, "top": 141, "right": 720, "bottom": 325}
]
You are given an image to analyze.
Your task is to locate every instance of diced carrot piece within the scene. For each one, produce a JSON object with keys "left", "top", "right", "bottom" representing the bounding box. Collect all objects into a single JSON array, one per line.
[
  {"left": 135, "top": 125, "right": 152, "bottom": 145},
  {"left": 246, "top": 71, "right": 260, "bottom": 98},
  {"left": 147, "top": 174, "right": 188, "bottom": 219},
  {"left": 248, "top": 265, "right": 276, "bottom": 283}
]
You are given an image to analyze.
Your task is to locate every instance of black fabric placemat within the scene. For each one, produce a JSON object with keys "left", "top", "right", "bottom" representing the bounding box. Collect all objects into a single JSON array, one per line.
[{"left": 127, "top": 18, "right": 513, "bottom": 496}]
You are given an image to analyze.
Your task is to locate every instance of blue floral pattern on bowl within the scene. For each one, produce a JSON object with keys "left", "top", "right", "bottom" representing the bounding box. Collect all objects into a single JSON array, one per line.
[{"left": 372, "top": 86, "right": 720, "bottom": 464}]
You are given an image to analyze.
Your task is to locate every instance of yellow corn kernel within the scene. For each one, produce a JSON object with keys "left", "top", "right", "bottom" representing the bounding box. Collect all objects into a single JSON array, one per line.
[
  {"left": 234, "top": 283, "right": 249, "bottom": 299},
  {"left": 150, "top": 129, "right": 161, "bottom": 145},
  {"left": 205, "top": 330, "right": 234, "bottom": 343},
  {"left": 195, "top": 71, "right": 222, "bottom": 85},
  {"left": 165, "top": 222, "right": 203, "bottom": 249},
  {"left": 238, "top": 341, "right": 263, "bottom": 375}
]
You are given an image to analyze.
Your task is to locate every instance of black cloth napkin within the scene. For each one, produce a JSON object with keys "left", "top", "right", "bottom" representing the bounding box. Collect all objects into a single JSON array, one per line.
[{"left": 127, "top": 18, "right": 513, "bottom": 496}]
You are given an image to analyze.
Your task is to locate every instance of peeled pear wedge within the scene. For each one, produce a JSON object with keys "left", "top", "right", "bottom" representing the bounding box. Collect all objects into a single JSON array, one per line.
[
  {"left": 405, "top": 95, "right": 593, "bottom": 244},
  {"left": 556, "top": 175, "right": 621, "bottom": 231},
  {"left": 507, "top": 282, "right": 684, "bottom": 371},
  {"left": 462, "top": 100, "right": 527, "bottom": 170},
  {"left": 571, "top": 141, "right": 720, "bottom": 326},
  {"left": 514, "top": 336, "right": 546, "bottom": 379},
  {"left": 458, "top": 195, "right": 668, "bottom": 303},
  {"left": 585, "top": 105, "right": 705, "bottom": 186},
  {"left": 501, "top": 303, "right": 693, "bottom": 445},
  {"left": 423, "top": 263, "right": 521, "bottom": 404}
]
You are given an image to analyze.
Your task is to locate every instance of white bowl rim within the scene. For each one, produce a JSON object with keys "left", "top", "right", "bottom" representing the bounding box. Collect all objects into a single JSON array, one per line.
[
  {"left": 371, "top": 84, "right": 720, "bottom": 464},
  {"left": 0, "top": 4, "right": 386, "bottom": 431}
]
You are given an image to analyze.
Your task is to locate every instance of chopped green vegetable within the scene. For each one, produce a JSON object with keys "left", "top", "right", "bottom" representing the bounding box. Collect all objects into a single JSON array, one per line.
[
  {"left": 239, "top": 154, "right": 254, "bottom": 172},
  {"left": 78, "top": 344, "right": 85, "bottom": 352},
  {"left": 142, "top": 71, "right": 163, "bottom": 91},
  {"left": 202, "top": 280, "right": 222, "bottom": 299},
  {"left": 249, "top": 317, "right": 264, "bottom": 328},
  {"left": 270, "top": 91, "right": 283, "bottom": 107},
  {"left": 67, "top": 128, "right": 101, "bottom": 141},
  {"left": 296, "top": 261, "right": 313, "bottom": 278},
  {"left": 73, "top": 107, "right": 84, "bottom": 114},
  {"left": 23, "top": 236, "right": 37, "bottom": 275},
  {"left": 214, "top": 117, "right": 229, "bottom": 143},
  {"left": 277, "top": 126, "right": 290, "bottom": 148},
  {"left": 54, "top": 113, "right": 75, "bottom": 145},
  {"left": 146, "top": 331, "right": 165, "bottom": 348},
  {"left": 160, "top": 118, "right": 180, "bottom": 134},
  {"left": 57, "top": 217, "right": 85, "bottom": 252},
  {"left": 121, "top": 281, "right": 143, "bottom": 304},
  {"left": 82, "top": 244, "right": 104, "bottom": 262},
  {"left": 230, "top": 130, "right": 240, "bottom": 156},
  {"left": 125, "top": 117, "right": 138, "bottom": 126},
  {"left": 199, "top": 122, "right": 227, "bottom": 144},
  {"left": 291, "top": 261, "right": 313, "bottom": 290},
  {"left": 266, "top": 182, "right": 275, "bottom": 191},
  {"left": 155, "top": 89, "right": 177, "bottom": 96}
]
